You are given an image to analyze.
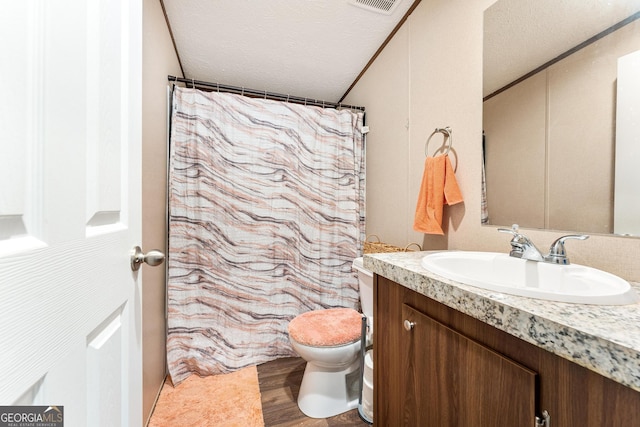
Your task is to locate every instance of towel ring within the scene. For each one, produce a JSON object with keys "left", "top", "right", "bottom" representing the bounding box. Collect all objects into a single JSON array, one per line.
[{"left": 425, "top": 127, "right": 453, "bottom": 157}]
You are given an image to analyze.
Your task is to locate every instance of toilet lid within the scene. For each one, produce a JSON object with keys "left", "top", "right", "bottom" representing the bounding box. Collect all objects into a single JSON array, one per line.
[{"left": 288, "top": 308, "right": 362, "bottom": 347}]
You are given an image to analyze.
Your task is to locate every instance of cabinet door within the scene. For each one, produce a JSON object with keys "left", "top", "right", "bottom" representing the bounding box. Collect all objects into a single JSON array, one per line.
[{"left": 400, "top": 304, "right": 537, "bottom": 426}]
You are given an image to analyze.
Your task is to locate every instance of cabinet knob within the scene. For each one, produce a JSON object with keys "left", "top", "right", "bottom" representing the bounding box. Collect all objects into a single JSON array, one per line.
[{"left": 403, "top": 320, "right": 415, "bottom": 331}]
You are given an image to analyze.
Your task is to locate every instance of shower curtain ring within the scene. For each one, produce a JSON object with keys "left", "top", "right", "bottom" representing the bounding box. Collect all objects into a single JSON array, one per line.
[
  {"left": 242, "top": 87, "right": 245, "bottom": 96},
  {"left": 191, "top": 78, "right": 194, "bottom": 89}
]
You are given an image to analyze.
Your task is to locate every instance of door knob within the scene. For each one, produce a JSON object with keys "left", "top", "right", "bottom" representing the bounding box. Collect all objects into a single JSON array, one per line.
[{"left": 130, "top": 246, "right": 165, "bottom": 271}]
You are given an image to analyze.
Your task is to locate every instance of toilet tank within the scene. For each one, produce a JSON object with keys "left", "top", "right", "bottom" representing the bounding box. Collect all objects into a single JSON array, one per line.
[{"left": 352, "top": 257, "right": 374, "bottom": 319}]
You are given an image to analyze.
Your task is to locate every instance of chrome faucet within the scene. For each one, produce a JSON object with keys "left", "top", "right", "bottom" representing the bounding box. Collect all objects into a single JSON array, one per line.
[
  {"left": 498, "top": 224, "right": 589, "bottom": 265},
  {"left": 498, "top": 224, "right": 545, "bottom": 261},
  {"left": 545, "top": 234, "right": 590, "bottom": 264}
]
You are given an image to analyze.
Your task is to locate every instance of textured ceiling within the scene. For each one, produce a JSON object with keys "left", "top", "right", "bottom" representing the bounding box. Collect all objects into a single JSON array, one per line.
[
  {"left": 484, "top": 0, "right": 640, "bottom": 97},
  {"left": 163, "top": 0, "right": 416, "bottom": 102},
  {"left": 163, "top": 0, "right": 640, "bottom": 102}
]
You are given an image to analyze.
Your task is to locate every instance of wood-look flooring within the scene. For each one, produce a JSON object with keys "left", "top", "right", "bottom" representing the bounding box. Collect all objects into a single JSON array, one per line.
[{"left": 257, "top": 357, "right": 370, "bottom": 427}]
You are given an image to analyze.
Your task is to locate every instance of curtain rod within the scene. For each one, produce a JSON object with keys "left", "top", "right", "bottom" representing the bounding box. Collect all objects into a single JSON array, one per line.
[{"left": 168, "top": 75, "right": 365, "bottom": 112}]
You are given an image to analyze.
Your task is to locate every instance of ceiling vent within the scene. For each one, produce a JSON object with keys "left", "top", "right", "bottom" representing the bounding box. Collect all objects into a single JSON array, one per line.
[{"left": 349, "top": 0, "right": 401, "bottom": 15}]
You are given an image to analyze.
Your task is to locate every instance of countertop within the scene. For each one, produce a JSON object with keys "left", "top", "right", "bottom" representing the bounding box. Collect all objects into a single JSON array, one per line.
[{"left": 364, "top": 251, "right": 640, "bottom": 393}]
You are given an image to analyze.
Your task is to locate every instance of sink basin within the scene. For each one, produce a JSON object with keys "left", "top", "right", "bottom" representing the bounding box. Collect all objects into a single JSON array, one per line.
[{"left": 421, "top": 251, "right": 638, "bottom": 305}]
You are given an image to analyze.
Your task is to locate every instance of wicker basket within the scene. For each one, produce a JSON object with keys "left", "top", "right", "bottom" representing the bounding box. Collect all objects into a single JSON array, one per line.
[{"left": 363, "top": 235, "right": 422, "bottom": 254}]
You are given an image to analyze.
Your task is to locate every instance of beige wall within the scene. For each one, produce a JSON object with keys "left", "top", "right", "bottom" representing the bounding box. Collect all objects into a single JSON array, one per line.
[
  {"left": 344, "top": 0, "right": 640, "bottom": 282},
  {"left": 142, "top": 0, "right": 182, "bottom": 424},
  {"left": 357, "top": 24, "right": 414, "bottom": 249}
]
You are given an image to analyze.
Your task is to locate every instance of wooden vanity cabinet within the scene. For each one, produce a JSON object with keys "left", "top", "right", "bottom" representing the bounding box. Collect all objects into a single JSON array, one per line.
[
  {"left": 398, "top": 303, "right": 537, "bottom": 426},
  {"left": 374, "top": 275, "right": 640, "bottom": 427}
]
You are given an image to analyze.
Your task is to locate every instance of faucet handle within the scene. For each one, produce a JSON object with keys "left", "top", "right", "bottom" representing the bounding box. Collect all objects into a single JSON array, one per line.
[
  {"left": 546, "top": 234, "right": 589, "bottom": 265},
  {"left": 498, "top": 224, "right": 533, "bottom": 244},
  {"left": 497, "top": 224, "right": 521, "bottom": 237},
  {"left": 498, "top": 224, "right": 528, "bottom": 257}
]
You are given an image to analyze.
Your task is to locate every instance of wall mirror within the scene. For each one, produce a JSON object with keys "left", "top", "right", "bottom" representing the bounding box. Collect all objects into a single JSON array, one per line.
[{"left": 483, "top": 0, "right": 640, "bottom": 236}]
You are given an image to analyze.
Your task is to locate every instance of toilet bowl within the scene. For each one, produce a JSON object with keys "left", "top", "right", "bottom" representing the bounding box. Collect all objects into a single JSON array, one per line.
[
  {"left": 289, "top": 308, "right": 362, "bottom": 418},
  {"left": 287, "top": 258, "right": 374, "bottom": 419}
]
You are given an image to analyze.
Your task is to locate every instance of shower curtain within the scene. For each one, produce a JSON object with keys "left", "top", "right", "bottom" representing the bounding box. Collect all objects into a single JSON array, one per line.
[{"left": 167, "top": 87, "right": 365, "bottom": 385}]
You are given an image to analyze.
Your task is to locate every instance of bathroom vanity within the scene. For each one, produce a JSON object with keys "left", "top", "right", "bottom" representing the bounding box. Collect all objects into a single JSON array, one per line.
[{"left": 365, "top": 251, "right": 640, "bottom": 426}]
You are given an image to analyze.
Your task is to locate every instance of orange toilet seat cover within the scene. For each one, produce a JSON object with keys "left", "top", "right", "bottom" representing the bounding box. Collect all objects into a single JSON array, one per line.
[{"left": 288, "top": 308, "right": 362, "bottom": 347}]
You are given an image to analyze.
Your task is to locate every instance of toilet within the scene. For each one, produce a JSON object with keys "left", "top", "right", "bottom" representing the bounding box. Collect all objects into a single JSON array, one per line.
[{"left": 287, "top": 257, "right": 374, "bottom": 419}]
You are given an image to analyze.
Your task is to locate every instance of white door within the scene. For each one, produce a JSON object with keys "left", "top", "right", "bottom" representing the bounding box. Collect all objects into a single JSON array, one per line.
[{"left": 0, "top": 1, "right": 143, "bottom": 426}]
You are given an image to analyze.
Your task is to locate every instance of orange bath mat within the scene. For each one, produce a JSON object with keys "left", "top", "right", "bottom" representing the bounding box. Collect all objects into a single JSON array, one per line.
[{"left": 148, "top": 365, "right": 264, "bottom": 427}]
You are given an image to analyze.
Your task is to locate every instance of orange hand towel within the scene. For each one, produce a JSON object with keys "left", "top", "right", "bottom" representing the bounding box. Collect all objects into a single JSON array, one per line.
[{"left": 413, "top": 154, "right": 463, "bottom": 235}]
